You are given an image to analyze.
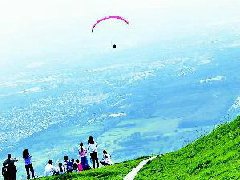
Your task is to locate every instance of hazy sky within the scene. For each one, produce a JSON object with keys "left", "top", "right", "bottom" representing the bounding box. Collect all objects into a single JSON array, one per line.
[{"left": 0, "top": 0, "right": 240, "bottom": 71}]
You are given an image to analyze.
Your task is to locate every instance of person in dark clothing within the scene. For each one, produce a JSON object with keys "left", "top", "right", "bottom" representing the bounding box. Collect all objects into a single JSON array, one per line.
[
  {"left": 88, "top": 136, "right": 99, "bottom": 169},
  {"left": 63, "top": 156, "right": 68, "bottom": 172},
  {"left": 66, "top": 159, "right": 73, "bottom": 173},
  {"left": 3, "top": 154, "right": 18, "bottom": 167},
  {"left": 78, "top": 142, "right": 90, "bottom": 170},
  {"left": 72, "top": 159, "right": 78, "bottom": 172},
  {"left": 23, "top": 149, "right": 35, "bottom": 179},
  {"left": 7, "top": 161, "right": 17, "bottom": 180},
  {"left": 2, "top": 154, "right": 18, "bottom": 180}
]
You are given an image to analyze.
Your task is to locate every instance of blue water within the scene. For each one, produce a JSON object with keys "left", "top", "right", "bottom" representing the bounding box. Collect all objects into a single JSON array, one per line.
[{"left": 0, "top": 25, "right": 240, "bottom": 179}]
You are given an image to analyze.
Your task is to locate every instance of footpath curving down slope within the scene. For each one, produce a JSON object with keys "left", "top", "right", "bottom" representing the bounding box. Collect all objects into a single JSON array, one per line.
[{"left": 124, "top": 156, "right": 157, "bottom": 180}]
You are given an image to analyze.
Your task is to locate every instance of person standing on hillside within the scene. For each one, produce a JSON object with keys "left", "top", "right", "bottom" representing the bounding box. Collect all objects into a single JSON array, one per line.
[
  {"left": 7, "top": 161, "right": 17, "bottom": 180},
  {"left": 87, "top": 136, "right": 99, "bottom": 169},
  {"left": 78, "top": 142, "right": 90, "bottom": 170},
  {"left": 2, "top": 154, "right": 18, "bottom": 180},
  {"left": 23, "top": 149, "right": 35, "bottom": 179}
]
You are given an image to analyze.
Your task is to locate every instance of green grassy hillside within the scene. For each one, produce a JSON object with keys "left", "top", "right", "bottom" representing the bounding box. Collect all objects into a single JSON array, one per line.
[
  {"left": 136, "top": 116, "right": 240, "bottom": 179},
  {"left": 39, "top": 116, "right": 240, "bottom": 180}
]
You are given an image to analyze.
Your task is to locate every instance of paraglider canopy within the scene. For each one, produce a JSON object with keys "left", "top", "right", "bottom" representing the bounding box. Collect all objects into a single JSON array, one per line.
[{"left": 91, "top": 16, "right": 129, "bottom": 32}]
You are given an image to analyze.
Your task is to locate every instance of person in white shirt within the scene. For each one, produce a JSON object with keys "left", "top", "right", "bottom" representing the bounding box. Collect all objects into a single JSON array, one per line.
[
  {"left": 87, "top": 136, "right": 99, "bottom": 168},
  {"left": 100, "top": 150, "right": 113, "bottom": 166},
  {"left": 44, "top": 160, "right": 55, "bottom": 176}
]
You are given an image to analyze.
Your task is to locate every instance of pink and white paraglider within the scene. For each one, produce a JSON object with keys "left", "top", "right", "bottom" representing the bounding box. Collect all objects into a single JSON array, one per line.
[{"left": 92, "top": 16, "right": 129, "bottom": 48}]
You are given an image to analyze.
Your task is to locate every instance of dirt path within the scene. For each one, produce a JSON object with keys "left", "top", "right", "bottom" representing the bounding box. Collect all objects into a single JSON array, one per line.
[{"left": 124, "top": 156, "right": 157, "bottom": 180}]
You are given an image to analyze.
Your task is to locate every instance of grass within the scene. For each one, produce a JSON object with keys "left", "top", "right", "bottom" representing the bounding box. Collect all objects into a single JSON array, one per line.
[
  {"left": 135, "top": 116, "right": 240, "bottom": 180},
  {"left": 39, "top": 116, "right": 240, "bottom": 180}
]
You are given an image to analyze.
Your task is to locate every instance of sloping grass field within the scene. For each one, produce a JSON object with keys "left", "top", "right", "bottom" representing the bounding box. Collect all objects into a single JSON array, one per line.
[
  {"left": 136, "top": 116, "right": 240, "bottom": 179},
  {"left": 39, "top": 116, "right": 240, "bottom": 180}
]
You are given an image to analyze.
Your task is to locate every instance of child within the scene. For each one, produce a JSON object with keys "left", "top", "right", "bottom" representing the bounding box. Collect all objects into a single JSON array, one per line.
[{"left": 76, "top": 159, "right": 83, "bottom": 172}]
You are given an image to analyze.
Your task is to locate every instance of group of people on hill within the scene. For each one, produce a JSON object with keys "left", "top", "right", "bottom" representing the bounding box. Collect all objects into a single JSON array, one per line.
[
  {"left": 44, "top": 136, "right": 113, "bottom": 176},
  {"left": 1, "top": 136, "right": 113, "bottom": 180}
]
